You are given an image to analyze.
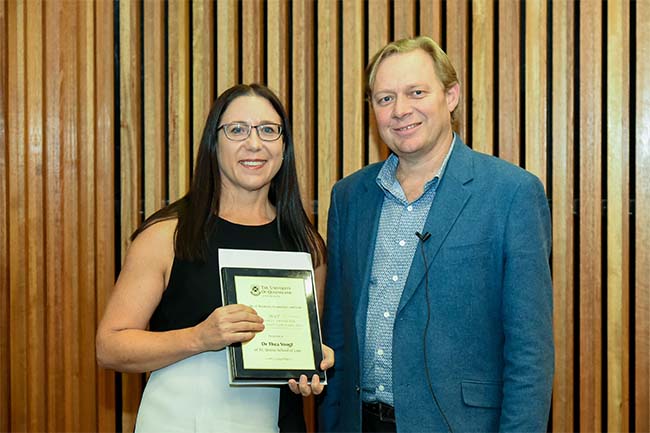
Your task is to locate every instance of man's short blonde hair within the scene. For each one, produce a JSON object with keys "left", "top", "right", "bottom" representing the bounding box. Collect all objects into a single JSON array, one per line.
[{"left": 366, "top": 36, "right": 460, "bottom": 130}]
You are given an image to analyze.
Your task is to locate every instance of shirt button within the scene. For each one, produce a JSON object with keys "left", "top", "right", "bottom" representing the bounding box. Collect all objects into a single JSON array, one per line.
[
  {"left": 378, "top": 384, "right": 385, "bottom": 391},
  {"left": 399, "top": 240, "right": 406, "bottom": 246},
  {"left": 377, "top": 348, "right": 384, "bottom": 356},
  {"left": 383, "top": 311, "right": 390, "bottom": 318},
  {"left": 407, "top": 205, "right": 413, "bottom": 211},
  {"left": 392, "top": 275, "right": 398, "bottom": 282}
]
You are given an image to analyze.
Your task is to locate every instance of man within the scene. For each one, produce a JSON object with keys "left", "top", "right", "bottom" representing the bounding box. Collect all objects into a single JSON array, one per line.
[{"left": 319, "top": 36, "right": 553, "bottom": 432}]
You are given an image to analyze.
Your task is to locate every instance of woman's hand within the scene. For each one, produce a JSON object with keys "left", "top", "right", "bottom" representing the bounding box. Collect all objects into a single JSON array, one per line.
[
  {"left": 288, "top": 344, "right": 335, "bottom": 396},
  {"left": 193, "top": 304, "right": 265, "bottom": 352}
]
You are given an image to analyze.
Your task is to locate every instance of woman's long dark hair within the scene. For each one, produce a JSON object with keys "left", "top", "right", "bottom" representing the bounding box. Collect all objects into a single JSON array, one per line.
[{"left": 132, "top": 84, "right": 325, "bottom": 266}]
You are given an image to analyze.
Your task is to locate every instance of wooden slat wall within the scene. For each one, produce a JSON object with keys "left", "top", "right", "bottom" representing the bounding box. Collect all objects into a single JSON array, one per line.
[
  {"left": 192, "top": 1, "right": 214, "bottom": 165},
  {"left": 551, "top": 1, "right": 574, "bottom": 430},
  {"left": 29, "top": 0, "right": 46, "bottom": 428},
  {"left": 579, "top": 1, "right": 604, "bottom": 431},
  {"left": 291, "top": 0, "right": 315, "bottom": 214},
  {"left": 637, "top": 3, "right": 650, "bottom": 431},
  {"left": 606, "top": 2, "right": 630, "bottom": 431},
  {"left": 0, "top": 2, "right": 9, "bottom": 433},
  {"left": 367, "top": 0, "right": 389, "bottom": 165},
  {"left": 267, "top": 0, "right": 289, "bottom": 105},
  {"left": 168, "top": 0, "right": 191, "bottom": 203},
  {"left": 524, "top": 0, "right": 547, "bottom": 184},
  {"left": 342, "top": 0, "right": 364, "bottom": 177},
  {"left": 497, "top": 0, "right": 520, "bottom": 165},
  {"left": 1, "top": 1, "right": 648, "bottom": 432},
  {"left": 94, "top": 1, "right": 116, "bottom": 431},
  {"left": 471, "top": 0, "right": 493, "bottom": 155},
  {"left": 144, "top": 0, "right": 166, "bottom": 218},
  {"left": 446, "top": 0, "right": 469, "bottom": 142},
  {"left": 118, "top": 1, "right": 144, "bottom": 430},
  {"left": 3, "top": 0, "right": 116, "bottom": 431},
  {"left": 8, "top": 1, "right": 30, "bottom": 430},
  {"left": 316, "top": 0, "right": 339, "bottom": 236}
]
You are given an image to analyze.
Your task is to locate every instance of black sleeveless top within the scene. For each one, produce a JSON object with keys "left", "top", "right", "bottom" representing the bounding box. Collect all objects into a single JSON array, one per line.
[{"left": 150, "top": 217, "right": 306, "bottom": 432}]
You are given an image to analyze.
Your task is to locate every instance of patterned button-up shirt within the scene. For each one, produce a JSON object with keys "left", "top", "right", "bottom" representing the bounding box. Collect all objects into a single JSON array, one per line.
[{"left": 362, "top": 137, "right": 456, "bottom": 406}]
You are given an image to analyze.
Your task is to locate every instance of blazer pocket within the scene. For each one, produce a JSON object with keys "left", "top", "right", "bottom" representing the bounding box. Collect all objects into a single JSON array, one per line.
[
  {"left": 438, "top": 239, "right": 493, "bottom": 265},
  {"left": 461, "top": 380, "right": 503, "bottom": 408}
]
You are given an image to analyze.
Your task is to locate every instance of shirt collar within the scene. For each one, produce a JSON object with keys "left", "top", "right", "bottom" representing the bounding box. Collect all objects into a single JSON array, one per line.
[{"left": 376, "top": 133, "right": 457, "bottom": 198}]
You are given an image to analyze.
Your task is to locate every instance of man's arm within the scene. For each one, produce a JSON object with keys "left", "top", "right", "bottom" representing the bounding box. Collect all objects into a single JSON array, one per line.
[{"left": 499, "top": 175, "right": 554, "bottom": 432}]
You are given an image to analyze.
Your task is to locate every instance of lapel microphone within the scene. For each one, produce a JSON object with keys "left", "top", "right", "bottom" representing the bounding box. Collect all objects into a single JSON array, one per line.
[{"left": 415, "top": 231, "right": 454, "bottom": 433}]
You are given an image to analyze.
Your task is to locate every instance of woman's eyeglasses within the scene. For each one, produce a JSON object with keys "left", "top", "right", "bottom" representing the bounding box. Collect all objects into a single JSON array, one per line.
[{"left": 217, "top": 122, "right": 283, "bottom": 142}]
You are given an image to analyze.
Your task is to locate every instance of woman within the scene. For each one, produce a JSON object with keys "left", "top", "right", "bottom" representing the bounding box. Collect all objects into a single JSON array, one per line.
[{"left": 96, "top": 84, "right": 333, "bottom": 432}]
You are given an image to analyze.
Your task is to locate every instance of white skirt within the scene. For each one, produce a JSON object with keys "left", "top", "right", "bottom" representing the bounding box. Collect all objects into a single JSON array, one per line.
[{"left": 134, "top": 350, "right": 280, "bottom": 433}]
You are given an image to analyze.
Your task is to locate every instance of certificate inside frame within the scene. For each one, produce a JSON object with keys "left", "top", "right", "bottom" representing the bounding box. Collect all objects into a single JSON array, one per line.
[{"left": 221, "top": 267, "right": 326, "bottom": 384}]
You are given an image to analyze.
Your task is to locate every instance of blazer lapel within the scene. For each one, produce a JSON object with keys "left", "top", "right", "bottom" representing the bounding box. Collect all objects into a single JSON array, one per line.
[
  {"left": 397, "top": 142, "right": 474, "bottom": 314},
  {"left": 353, "top": 171, "right": 384, "bottom": 348}
]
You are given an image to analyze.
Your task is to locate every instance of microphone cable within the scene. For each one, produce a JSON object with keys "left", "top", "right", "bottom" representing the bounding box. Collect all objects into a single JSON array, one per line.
[{"left": 416, "top": 231, "right": 454, "bottom": 433}]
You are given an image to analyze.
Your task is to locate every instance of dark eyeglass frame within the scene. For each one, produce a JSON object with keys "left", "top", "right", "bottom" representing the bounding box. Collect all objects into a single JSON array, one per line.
[{"left": 217, "top": 122, "right": 284, "bottom": 142}]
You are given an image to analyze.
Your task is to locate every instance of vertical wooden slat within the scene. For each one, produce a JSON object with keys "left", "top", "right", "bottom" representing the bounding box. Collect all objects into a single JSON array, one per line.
[
  {"left": 471, "top": 0, "right": 494, "bottom": 154},
  {"left": 78, "top": 1, "right": 98, "bottom": 430},
  {"left": 192, "top": 0, "right": 214, "bottom": 166},
  {"left": 119, "top": 1, "right": 143, "bottom": 430},
  {"left": 25, "top": 0, "right": 46, "bottom": 431},
  {"left": 118, "top": 0, "right": 141, "bottom": 271},
  {"left": 143, "top": 0, "right": 166, "bottom": 218},
  {"left": 636, "top": 2, "right": 650, "bottom": 430},
  {"left": 445, "top": 0, "right": 468, "bottom": 139},
  {"left": 292, "top": 0, "right": 316, "bottom": 216},
  {"left": 286, "top": 3, "right": 312, "bottom": 421},
  {"left": 524, "top": 0, "right": 547, "bottom": 184},
  {"left": 168, "top": 0, "right": 190, "bottom": 202},
  {"left": 8, "top": 1, "right": 28, "bottom": 431},
  {"left": 342, "top": 0, "right": 364, "bottom": 176},
  {"left": 242, "top": 0, "right": 264, "bottom": 84},
  {"left": 367, "top": 0, "right": 389, "bottom": 164},
  {"left": 317, "top": 0, "right": 339, "bottom": 236},
  {"left": 497, "top": 0, "right": 520, "bottom": 164},
  {"left": 60, "top": 3, "right": 81, "bottom": 430},
  {"left": 606, "top": 1, "right": 630, "bottom": 431},
  {"left": 0, "top": 1, "right": 9, "bottom": 427},
  {"left": 551, "top": 1, "right": 574, "bottom": 430},
  {"left": 419, "top": 0, "right": 443, "bottom": 44},
  {"left": 44, "top": 1, "right": 65, "bottom": 430},
  {"left": 95, "top": 1, "right": 116, "bottom": 431},
  {"left": 216, "top": 0, "right": 238, "bottom": 95},
  {"left": 393, "top": 0, "right": 415, "bottom": 40},
  {"left": 579, "top": 1, "right": 603, "bottom": 430},
  {"left": 267, "top": 0, "right": 288, "bottom": 105}
]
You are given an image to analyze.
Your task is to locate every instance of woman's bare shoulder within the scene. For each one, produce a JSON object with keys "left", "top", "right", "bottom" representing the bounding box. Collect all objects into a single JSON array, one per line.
[{"left": 124, "top": 218, "right": 179, "bottom": 266}]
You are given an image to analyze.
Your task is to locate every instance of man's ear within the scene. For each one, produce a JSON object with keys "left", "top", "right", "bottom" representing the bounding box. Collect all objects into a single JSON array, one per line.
[{"left": 446, "top": 83, "right": 460, "bottom": 112}]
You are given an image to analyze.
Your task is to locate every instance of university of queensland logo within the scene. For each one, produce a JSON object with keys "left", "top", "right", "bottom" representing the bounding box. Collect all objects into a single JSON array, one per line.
[{"left": 250, "top": 285, "right": 261, "bottom": 296}]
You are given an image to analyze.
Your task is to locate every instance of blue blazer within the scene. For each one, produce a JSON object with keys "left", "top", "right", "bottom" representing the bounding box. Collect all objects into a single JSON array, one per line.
[{"left": 320, "top": 140, "right": 554, "bottom": 432}]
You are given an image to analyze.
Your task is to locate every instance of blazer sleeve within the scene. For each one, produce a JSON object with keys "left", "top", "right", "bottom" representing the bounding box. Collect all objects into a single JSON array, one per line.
[
  {"left": 499, "top": 175, "right": 554, "bottom": 431},
  {"left": 318, "top": 186, "right": 345, "bottom": 433}
]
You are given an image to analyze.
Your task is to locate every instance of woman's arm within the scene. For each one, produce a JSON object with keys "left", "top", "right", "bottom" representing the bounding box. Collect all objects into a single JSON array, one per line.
[{"left": 95, "top": 219, "right": 264, "bottom": 373}]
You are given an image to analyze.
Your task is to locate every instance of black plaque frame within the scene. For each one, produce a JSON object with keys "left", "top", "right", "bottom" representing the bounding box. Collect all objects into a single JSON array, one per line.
[{"left": 221, "top": 267, "right": 326, "bottom": 384}]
